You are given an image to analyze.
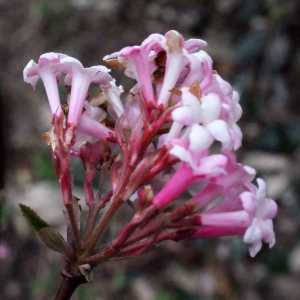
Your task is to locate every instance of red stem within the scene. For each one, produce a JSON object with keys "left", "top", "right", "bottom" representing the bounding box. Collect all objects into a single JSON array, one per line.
[
  {"left": 54, "top": 274, "right": 86, "bottom": 300},
  {"left": 82, "top": 197, "right": 123, "bottom": 256},
  {"left": 82, "top": 191, "right": 113, "bottom": 244}
]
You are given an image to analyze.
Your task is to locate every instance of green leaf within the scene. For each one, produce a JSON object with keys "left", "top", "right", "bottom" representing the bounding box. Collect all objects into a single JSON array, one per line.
[
  {"left": 38, "top": 227, "right": 73, "bottom": 255},
  {"left": 19, "top": 204, "right": 50, "bottom": 232},
  {"left": 19, "top": 204, "right": 74, "bottom": 256}
]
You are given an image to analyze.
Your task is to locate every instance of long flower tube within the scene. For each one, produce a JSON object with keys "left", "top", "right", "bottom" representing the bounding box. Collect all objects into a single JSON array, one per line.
[
  {"left": 23, "top": 53, "right": 64, "bottom": 117},
  {"left": 191, "top": 178, "right": 277, "bottom": 257},
  {"left": 24, "top": 52, "right": 114, "bottom": 148}
]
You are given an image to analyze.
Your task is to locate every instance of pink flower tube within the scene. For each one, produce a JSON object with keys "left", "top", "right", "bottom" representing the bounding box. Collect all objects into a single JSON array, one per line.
[
  {"left": 194, "top": 178, "right": 277, "bottom": 257},
  {"left": 23, "top": 52, "right": 112, "bottom": 127}
]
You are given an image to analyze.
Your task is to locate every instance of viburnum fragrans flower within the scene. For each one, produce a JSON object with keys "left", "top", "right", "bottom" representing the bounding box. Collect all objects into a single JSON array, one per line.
[
  {"left": 23, "top": 53, "right": 121, "bottom": 205},
  {"left": 22, "top": 30, "right": 278, "bottom": 298},
  {"left": 104, "top": 30, "right": 277, "bottom": 257},
  {"left": 69, "top": 102, "right": 111, "bottom": 159},
  {"left": 193, "top": 183, "right": 277, "bottom": 259},
  {"left": 23, "top": 52, "right": 115, "bottom": 147},
  {"left": 241, "top": 179, "right": 277, "bottom": 256},
  {"left": 187, "top": 151, "right": 277, "bottom": 257}
]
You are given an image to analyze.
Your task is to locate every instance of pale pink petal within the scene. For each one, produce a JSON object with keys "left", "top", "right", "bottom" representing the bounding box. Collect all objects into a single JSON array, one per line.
[
  {"left": 169, "top": 145, "right": 192, "bottom": 165},
  {"left": 229, "top": 125, "right": 243, "bottom": 150},
  {"left": 240, "top": 192, "right": 256, "bottom": 215},
  {"left": 189, "top": 124, "right": 213, "bottom": 153},
  {"left": 200, "top": 93, "right": 222, "bottom": 125},
  {"left": 184, "top": 38, "right": 207, "bottom": 52},
  {"left": 64, "top": 63, "right": 112, "bottom": 125},
  {"left": 256, "top": 178, "right": 267, "bottom": 202},
  {"left": 202, "top": 73, "right": 232, "bottom": 95},
  {"left": 23, "top": 54, "right": 63, "bottom": 116},
  {"left": 207, "top": 120, "right": 232, "bottom": 149},
  {"left": 157, "top": 31, "right": 188, "bottom": 107},
  {"left": 172, "top": 106, "right": 197, "bottom": 126},
  {"left": 196, "top": 154, "right": 228, "bottom": 177},
  {"left": 23, "top": 60, "right": 41, "bottom": 87}
]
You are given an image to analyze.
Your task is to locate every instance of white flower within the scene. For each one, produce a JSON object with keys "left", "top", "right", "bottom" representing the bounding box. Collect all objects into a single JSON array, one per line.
[{"left": 241, "top": 178, "right": 278, "bottom": 257}]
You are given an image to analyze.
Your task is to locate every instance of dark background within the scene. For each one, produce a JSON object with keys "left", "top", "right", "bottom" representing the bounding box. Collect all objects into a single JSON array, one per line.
[{"left": 1, "top": 0, "right": 300, "bottom": 299}]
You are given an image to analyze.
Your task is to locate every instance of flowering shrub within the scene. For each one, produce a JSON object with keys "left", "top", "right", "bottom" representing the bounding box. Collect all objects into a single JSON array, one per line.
[{"left": 22, "top": 30, "right": 277, "bottom": 299}]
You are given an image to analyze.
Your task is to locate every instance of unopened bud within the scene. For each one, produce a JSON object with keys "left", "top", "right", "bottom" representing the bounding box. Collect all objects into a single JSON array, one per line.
[{"left": 79, "top": 264, "right": 93, "bottom": 282}]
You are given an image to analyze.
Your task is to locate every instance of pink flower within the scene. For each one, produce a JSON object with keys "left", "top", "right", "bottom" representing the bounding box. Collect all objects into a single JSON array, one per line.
[
  {"left": 206, "top": 149, "right": 256, "bottom": 213},
  {"left": 194, "top": 178, "right": 277, "bottom": 257},
  {"left": 241, "top": 178, "right": 277, "bottom": 257},
  {"left": 61, "top": 56, "right": 111, "bottom": 126},
  {"left": 104, "top": 35, "right": 161, "bottom": 106},
  {"left": 167, "top": 83, "right": 242, "bottom": 150},
  {"left": 23, "top": 31, "right": 278, "bottom": 262},
  {"left": 150, "top": 121, "right": 230, "bottom": 209},
  {"left": 121, "top": 88, "right": 141, "bottom": 128},
  {"left": 104, "top": 30, "right": 207, "bottom": 108},
  {"left": 188, "top": 149, "right": 255, "bottom": 213},
  {"left": 23, "top": 52, "right": 64, "bottom": 116},
  {"left": 151, "top": 152, "right": 228, "bottom": 209},
  {"left": 169, "top": 129, "right": 227, "bottom": 174},
  {"left": 70, "top": 102, "right": 112, "bottom": 158},
  {"left": 24, "top": 53, "right": 112, "bottom": 127},
  {"left": 170, "top": 149, "right": 276, "bottom": 257},
  {"left": 90, "top": 79, "right": 124, "bottom": 120}
]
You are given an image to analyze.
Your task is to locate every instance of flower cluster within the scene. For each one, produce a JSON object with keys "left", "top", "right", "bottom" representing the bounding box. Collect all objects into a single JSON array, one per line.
[{"left": 23, "top": 30, "right": 277, "bottom": 280}]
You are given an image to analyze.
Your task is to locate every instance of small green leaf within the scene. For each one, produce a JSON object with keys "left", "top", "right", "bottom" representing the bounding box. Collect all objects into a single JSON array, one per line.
[
  {"left": 38, "top": 227, "right": 73, "bottom": 255},
  {"left": 19, "top": 204, "right": 50, "bottom": 232}
]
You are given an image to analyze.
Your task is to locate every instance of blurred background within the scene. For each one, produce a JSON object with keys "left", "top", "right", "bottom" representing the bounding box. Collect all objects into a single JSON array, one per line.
[{"left": 1, "top": 0, "right": 300, "bottom": 299}]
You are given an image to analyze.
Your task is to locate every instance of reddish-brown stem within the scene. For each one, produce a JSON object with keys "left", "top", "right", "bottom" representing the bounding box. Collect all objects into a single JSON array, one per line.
[
  {"left": 52, "top": 115, "right": 82, "bottom": 253},
  {"left": 79, "top": 205, "right": 158, "bottom": 266},
  {"left": 82, "top": 118, "right": 152, "bottom": 256},
  {"left": 84, "top": 180, "right": 94, "bottom": 204},
  {"left": 80, "top": 146, "right": 96, "bottom": 204},
  {"left": 65, "top": 203, "right": 82, "bottom": 254},
  {"left": 60, "top": 157, "right": 82, "bottom": 253},
  {"left": 109, "top": 207, "right": 156, "bottom": 251},
  {"left": 81, "top": 191, "right": 112, "bottom": 245},
  {"left": 113, "top": 151, "right": 132, "bottom": 198},
  {"left": 124, "top": 217, "right": 166, "bottom": 247},
  {"left": 122, "top": 226, "right": 197, "bottom": 258},
  {"left": 82, "top": 197, "right": 123, "bottom": 256},
  {"left": 140, "top": 155, "right": 179, "bottom": 186},
  {"left": 79, "top": 244, "right": 117, "bottom": 266},
  {"left": 97, "top": 162, "right": 108, "bottom": 200},
  {"left": 54, "top": 274, "right": 87, "bottom": 300},
  {"left": 117, "top": 230, "right": 176, "bottom": 258},
  {"left": 123, "top": 201, "right": 197, "bottom": 247}
]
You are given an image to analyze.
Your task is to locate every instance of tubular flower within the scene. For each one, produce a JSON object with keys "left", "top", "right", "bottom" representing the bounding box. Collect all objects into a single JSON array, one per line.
[
  {"left": 241, "top": 178, "right": 277, "bottom": 257},
  {"left": 23, "top": 29, "right": 278, "bottom": 273},
  {"left": 62, "top": 57, "right": 112, "bottom": 126},
  {"left": 104, "top": 30, "right": 207, "bottom": 108},
  {"left": 70, "top": 101, "right": 112, "bottom": 158},
  {"left": 192, "top": 178, "right": 277, "bottom": 257},
  {"left": 24, "top": 52, "right": 116, "bottom": 150},
  {"left": 23, "top": 52, "right": 112, "bottom": 125},
  {"left": 23, "top": 52, "right": 65, "bottom": 117},
  {"left": 184, "top": 151, "right": 275, "bottom": 256},
  {"left": 105, "top": 30, "right": 277, "bottom": 257}
]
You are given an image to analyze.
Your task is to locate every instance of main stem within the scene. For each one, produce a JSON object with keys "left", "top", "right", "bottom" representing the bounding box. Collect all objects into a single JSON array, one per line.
[{"left": 54, "top": 275, "right": 86, "bottom": 300}]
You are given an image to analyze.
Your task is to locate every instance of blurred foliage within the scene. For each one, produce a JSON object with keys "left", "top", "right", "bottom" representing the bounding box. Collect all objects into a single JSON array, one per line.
[{"left": 31, "top": 153, "right": 57, "bottom": 182}]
